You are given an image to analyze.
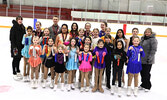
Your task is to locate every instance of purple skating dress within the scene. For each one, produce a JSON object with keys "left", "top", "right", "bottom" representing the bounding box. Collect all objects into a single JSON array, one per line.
[{"left": 93, "top": 47, "right": 107, "bottom": 69}]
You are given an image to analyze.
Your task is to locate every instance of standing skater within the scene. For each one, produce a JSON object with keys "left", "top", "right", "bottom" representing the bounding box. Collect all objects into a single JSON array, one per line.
[
  {"left": 66, "top": 38, "right": 79, "bottom": 91},
  {"left": 79, "top": 44, "right": 92, "bottom": 92},
  {"left": 139, "top": 28, "right": 158, "bottom": 92},
  {"left": 54, "top": 45, "right": 67, "bottom": 91},
  {"left": 126, "top": 36, "right": 145, "bottom": 96},
  {"left": 42, "top": 38, "right": 57, "bottom": 89},
  {"left": 28, "top": 36, "right": 42, "bottom": 88},
  {"left": 10, "top": 16, "right": 26, "bottom": 80},
  {"left": 110, "top": 40, "right": 127, "bottom": 97},
  {"left": 21, "top": 26, "right": 33, "bottom": 82},
  {"left": 92, "top": 39, "right": 107, "bottom": 93}
]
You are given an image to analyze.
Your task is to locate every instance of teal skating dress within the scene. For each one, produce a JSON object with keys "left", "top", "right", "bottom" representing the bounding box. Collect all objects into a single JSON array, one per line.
[
  {"left": 66, "top": 47, "right": 79, "bottom": 70},
  {"left": 21, "top": 34, "right": 32, "bottom": 58}
]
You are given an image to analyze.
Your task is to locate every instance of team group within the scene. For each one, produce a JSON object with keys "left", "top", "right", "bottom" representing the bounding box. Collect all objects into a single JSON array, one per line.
[{"left": 9, "top": 15, "right": 157, "bottom": 97}]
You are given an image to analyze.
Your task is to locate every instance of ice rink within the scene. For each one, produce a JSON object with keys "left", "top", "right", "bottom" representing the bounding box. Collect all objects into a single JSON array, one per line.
[{"left": 0, "top": 23, "right": 167, "bottom": 100}]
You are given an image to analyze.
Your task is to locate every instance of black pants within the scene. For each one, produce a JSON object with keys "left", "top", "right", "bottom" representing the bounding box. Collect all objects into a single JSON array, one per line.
[
  {"left": 12, "top": 57, "right": 21, "bottom": 75},
  {"left": 105, "top": 61, "right": 112, "bottom": 86},
  {"left": 112, "top": 67, "right": 122, "bottom": 87},
  {"left": 140, "top": 64, "right": 152, "bottom": 90}
]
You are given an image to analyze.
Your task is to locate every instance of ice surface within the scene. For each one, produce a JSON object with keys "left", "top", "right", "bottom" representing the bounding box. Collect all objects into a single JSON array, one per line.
[{"left": 0, "top": 28, "right": 167, "bottom": 100}]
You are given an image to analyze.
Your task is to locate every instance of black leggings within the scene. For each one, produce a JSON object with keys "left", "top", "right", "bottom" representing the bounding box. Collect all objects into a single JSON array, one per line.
[
  {"left": 12, "top": 57, "right": 21, "bottom": 75},
  {"left": 105, "top": 62, "right": 111, "bottom": 85},
  {"left": 112, "top": 67, "right": 122, "bottom": 87},
  {"left": 140, "top": 64, "right": 152, "bottom": 90}
]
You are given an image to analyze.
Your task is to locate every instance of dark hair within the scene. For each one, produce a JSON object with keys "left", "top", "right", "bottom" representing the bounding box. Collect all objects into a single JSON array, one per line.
[
  {"left": 48, "top": 37, "right": 55, "bottom": 43},
  {"left": 53, "top": 15, "right": 59, "bottom": 18},
  {"left": 69, "top": 38, "right": 77, "bottom": 50},
  {"left": 60, "top": 24, "right": 68, "bottom": 33},
  {"left": 85, "top": 22, "right": 91, "bottom": 27},
  {"left": 104, "top": 34, "right": 111, "bottom": 39},
  {"left": 16, "top": 16, "right": 23, "bottom": 21},
  {"left": 97, "top": 39, "right": 104, "bottom": 45},
  {"left": 132, "top": 28, "right": 139, "bottom": 32},
  {"left": 116, "top": 40, "right": 124, "bottom": 51},
  {"left": 27, "top": 26, "right": 33, "bottom": 31},
  {"left": 84, "top": 36, "right": 92, "bottom": 48},
  {"left": 70, "top": 22, "right": 78, "bottom": 36},
  {"left": 115, "top": 29, "right": 126, "bottom": 40},
  {"left": 84, "top": 36, "right": 92, "bottom": 43},
  {"left": 102, "top": 21, "right": 107, "bottom": 27}
]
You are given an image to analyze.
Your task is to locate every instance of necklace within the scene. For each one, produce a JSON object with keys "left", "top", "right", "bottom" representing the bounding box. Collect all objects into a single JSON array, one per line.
[
  {"left": 52, "top": 25, "right": 59, "bottom": 36},
  {"left": 62, "top": 33, "right": 67, "bottom": 42},
  {"left": 42, "top": 37, "right": 49, "bottom": 45},
  {"left": 36, "top": 29, "right": 41, "bottom": 37}
]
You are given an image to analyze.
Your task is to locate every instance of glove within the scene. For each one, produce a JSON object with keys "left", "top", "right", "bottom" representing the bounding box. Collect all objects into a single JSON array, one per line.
[
  {"left": 95, "top": 51, "right": 99, "bottom": 56},
  {"left": 102, "top": 52, "right": 106, "bottom": 56},
  {"left": 114, "top": 55, "right": 117, "bottom": 59}
]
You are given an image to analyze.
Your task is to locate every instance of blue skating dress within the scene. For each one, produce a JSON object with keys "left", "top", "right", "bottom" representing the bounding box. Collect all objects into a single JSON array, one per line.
[{"left": 126, "top": 45, "right": 145, "bottom": 74}]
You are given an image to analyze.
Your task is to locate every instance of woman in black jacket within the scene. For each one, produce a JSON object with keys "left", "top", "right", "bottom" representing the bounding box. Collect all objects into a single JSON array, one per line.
[{"left": 10, "top": 16, "right": 26, "bottom": 80}]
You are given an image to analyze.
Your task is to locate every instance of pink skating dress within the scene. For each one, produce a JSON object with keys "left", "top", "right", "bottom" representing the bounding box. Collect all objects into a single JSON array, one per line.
[
  {"left": 79, "top": 53, "right": 92, "bottom": 72},
  {"left": 28, "top": 45, "right": 42, "bottom": 67}
]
